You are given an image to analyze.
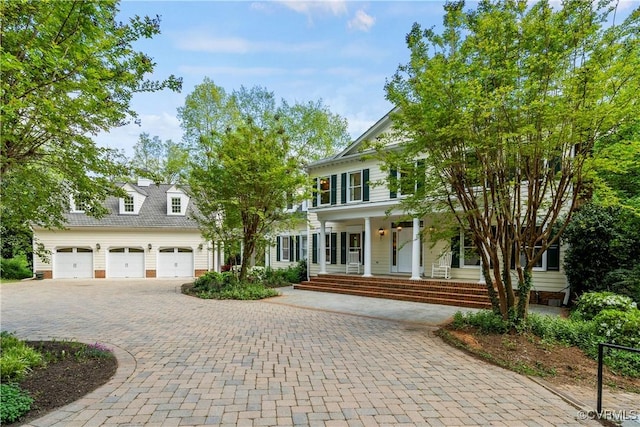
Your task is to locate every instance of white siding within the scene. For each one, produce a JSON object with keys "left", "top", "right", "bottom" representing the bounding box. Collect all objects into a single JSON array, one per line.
[{"left": 34, "top": 228, "right": 210, "bottom": 277}]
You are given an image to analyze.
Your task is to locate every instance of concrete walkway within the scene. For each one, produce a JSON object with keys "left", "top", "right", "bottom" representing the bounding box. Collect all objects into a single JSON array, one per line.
[{"left": 0, "top": 279, "right": 610, "bottom": 426}]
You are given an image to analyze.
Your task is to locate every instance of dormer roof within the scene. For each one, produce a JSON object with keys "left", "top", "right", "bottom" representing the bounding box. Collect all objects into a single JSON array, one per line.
[{"left": 62, "top": 183, "right": 198, "bottom": 229}]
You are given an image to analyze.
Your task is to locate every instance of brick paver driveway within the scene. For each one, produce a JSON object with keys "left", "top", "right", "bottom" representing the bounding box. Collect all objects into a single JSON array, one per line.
[{"left": 1, "top": 279, "right": 596, "bottom": 426}]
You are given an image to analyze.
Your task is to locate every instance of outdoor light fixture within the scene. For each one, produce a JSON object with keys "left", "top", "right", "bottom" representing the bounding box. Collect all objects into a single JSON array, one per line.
[
  {"left": 397, "top": 225, "right": 402, "bottom": 232},
  {"left": 198, "top": 243, "right": 204, "bottom": 251},
  {"left": 96, "top": 243, "right": 100, "bottom": 250},
  {"left": 147, "top": 243, "right": 152, "bottom": 251},
  {"left": 378, "top": 227, "right": 385, "bottom": 238}
]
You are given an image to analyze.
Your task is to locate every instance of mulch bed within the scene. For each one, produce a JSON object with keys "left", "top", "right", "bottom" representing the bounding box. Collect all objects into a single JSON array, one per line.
[{"left": 6, "top": 341, "right": 117, "bottom": 426}]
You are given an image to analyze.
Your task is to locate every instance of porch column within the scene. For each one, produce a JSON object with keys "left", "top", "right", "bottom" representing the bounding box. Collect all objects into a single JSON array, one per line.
[
  {"left": 319, "top": 220, "right": 327, "bottom": 274},
  {"left": 363, "top": 217, "right": 372, "bottom": 277},
  {"left": 411, "top": 217, "right": 421, "bottom": 280}
]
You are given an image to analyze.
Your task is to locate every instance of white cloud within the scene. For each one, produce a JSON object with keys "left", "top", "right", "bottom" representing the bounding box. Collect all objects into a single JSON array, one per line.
[
  {"left": 174, "top": 30, "right": 327, "bottom": 54},
  {"left": 95, "top": 113, "right": 182, "bottom": 157},
  {"left": 277, "top": 0, "right": 348, "bottom": 17},
  {"left": 179, "top": 65, "right": 289, "bottom": 77},
  {"left": 348, "top": 9, "right": 376, "bottom": 32}
]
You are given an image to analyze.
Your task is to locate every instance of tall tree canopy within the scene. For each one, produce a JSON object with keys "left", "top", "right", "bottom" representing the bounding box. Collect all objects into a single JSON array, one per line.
[
  {"left": 1, "top": 0, "right": 182, "bottom": 230},
  {"left": 130, "top": 133, "right": 188, "bottom": 184},
  {"left": 180, "top": 79, "right": 350, "bottom": 279},
  {"left": 380, "top": 0, "right": 638, "bottom": 321}
]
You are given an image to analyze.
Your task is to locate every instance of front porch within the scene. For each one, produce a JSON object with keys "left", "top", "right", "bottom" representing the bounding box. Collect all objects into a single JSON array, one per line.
[{"left": 295, "top": 273, "right": 493, "bottom": 309}]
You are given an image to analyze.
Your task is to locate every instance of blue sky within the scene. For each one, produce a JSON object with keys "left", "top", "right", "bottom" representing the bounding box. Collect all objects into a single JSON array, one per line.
[
  {"left": 95, "top": 0, "right": 637, "bottom": 157},
  {"left": 95, "top": 1, "right": 448, "bottom": 156}
]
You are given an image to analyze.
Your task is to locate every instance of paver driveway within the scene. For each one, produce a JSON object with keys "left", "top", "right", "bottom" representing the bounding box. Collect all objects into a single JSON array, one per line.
[{"left": 1, "top": 279, "right": 597, "bottom": 426}]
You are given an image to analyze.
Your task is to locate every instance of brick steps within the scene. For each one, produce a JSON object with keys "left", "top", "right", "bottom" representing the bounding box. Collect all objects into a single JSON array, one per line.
[{"left": 295, "top": 274, "right": 492, "bottom": 309}]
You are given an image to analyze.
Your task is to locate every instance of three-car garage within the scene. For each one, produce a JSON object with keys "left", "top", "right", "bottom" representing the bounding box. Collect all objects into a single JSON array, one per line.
[{"left": 52, "top": 246, "right": 195, "bottom": 278}]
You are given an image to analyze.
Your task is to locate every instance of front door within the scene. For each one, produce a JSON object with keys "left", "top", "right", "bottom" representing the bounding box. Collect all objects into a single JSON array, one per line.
[
  {"left": 392, "top": 227, "right": 413, "bottom": 273},
  {"left": 390, "top": 221, "right": 425, "bottom": 274}
]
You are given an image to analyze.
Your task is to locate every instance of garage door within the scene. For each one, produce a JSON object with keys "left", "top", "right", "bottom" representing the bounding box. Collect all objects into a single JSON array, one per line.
[
  {"left": 108, "top": 247, "right": 144, "bottom": 278},
  {"left": 157, "top": 248, "right": 193, "bottom": 277},
  {"left": 55, "top": 247, "right": 93, "bottom": 278}
]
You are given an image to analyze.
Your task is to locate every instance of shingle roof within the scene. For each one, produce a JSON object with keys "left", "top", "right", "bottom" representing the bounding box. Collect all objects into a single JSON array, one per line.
[{"left": 63, "top": 184, "right": 199, "bottom": 229}]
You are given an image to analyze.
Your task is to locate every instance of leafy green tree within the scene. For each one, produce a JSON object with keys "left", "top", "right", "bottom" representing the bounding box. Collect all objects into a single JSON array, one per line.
[
  {"left": 180, "top": 80, "right": 349, "bottom": 280},
  {"left": 590, "top": 119, "right": 640, "bottom": 213},
  {"left": 380, "top": 0, "right": 639, "bottom": 321},
  {"left": 563, "top": 203, "right": 640, "bottom": 302},
  {"left": 131, "top": 133, "right": 188, "bottom": 183},
  {"left": 1, "top": 0, "right": 182, "bottom": 230}
]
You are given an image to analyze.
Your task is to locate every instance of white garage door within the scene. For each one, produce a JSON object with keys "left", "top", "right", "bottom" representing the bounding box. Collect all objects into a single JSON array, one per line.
[
  {"left": 55, "top": 248, "right": 93, "bottom": 279},
  {"left": 157, "top": 248, "right": 193, "bottom": 277},
  {"left": 108, "top": 247, "right": 145, "bottom": 278}
]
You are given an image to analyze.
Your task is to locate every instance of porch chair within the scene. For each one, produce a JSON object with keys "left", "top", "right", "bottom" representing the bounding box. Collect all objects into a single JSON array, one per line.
[
  {"left": 431, "top": 251, "right": 452, "bottom": 279},
  {"left": 346, "top": 250, "right": 361, "bottom": 274}
]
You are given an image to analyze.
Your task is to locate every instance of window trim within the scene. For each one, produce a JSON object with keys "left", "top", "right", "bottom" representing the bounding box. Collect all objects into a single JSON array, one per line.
[
  {"left": 281, "top": 236, "right": 290, "bottom": 262},
  {"left": 123, "top": 194, "right": 135, "bottom": 213},
  {"left": 171, "top": 197, "right": 182, "bottom": 214},
  {"left": 318, "top": 176, "right": 331, "bottom": 206},
  {"left": 347, "top": 170, "right": 362, "bottom": 203}
]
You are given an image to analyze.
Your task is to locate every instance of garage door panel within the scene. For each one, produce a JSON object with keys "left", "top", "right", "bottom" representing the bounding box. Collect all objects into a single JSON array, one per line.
[
  {"left": 55, "top": 248, "right": 93, "bottom": 279},
  {"left": 108, "top": 248, "right": 144, "bottom": 278},
  {"left": 158, "top": 248, "right": 193, "bottom": 277}
]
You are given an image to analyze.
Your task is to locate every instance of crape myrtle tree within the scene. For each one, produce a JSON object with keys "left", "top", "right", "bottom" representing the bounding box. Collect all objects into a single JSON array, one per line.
[
  {"left": 1, "top": 0, "right": 182, "bottom": 232},
  {"left": 378, "top": 0, "right": 639, "bottom": 321},
  {"left": 179, "top": 80, "right": 350, "bottom": 280}
]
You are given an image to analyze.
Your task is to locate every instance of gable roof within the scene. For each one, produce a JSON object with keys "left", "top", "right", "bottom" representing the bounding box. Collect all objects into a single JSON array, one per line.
[
  {"left": 62, "top": 183, "right": 199, "bottom": 229},
  {"left": 307, "top": 107, "right": 396, "bottom": 170}
]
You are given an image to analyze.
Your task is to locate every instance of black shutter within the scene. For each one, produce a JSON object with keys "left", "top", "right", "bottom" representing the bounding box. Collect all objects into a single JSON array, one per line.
[
  {"left": 341, "top": 173, "right": 347, "bottom": 204},
  {"left": 289, "top": 236, "right": 294, "bottom": 262},
  {"left": 361, "top": 231, "right": 365, "bottom": 265},
  {"left": 330, "top": 233, "right": 337, "bottom": 264},
  {"left": 451, "top": 234, "right": 460, "bottom": 268},
  {"left": 312, "top": 178, "right": 318, "bottom": 207},
  {"left": 276, "top": 236, "right": 281, "bottom": 261},
  {"left": 389, "top": 168, "right": 397, "bottom": 199},
  {"left": 363, "top": 169, "right": 370, "bottom": 201},
  {"left": 416, "top": 160, "right": 425, "bottom": 194},
  {"left": 312, "top": 233, "right": 318, "bottom": 264},
  {"left": 330, "top": 174, "right": 337, "bottom": 205},
  {"left": 547, "top": 241, "right": 560, "bottom": 271},
  {"left": 295, "top": 235, "right": 301, "bottom": 262},
  {"left": 340, "top": 232, "right": 347, "bottom": 264}
]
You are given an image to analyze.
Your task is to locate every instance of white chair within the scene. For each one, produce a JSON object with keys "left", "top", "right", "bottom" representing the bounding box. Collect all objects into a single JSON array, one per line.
[
  {"left": 431, "top": 251, "right": 452, "bottom": 279},
  {"left": 346, "top": 249, "right": 361, "bottom": 274}
]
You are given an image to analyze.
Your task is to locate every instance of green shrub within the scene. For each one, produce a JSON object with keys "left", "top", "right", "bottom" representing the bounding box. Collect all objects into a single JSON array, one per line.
[
  {"left": 193, "top": 271, "right": 236, "bottom": 292},
  {"left": 0, "top": 383, "right": 33, "bottom": 424},
  {"left": 0, "top": 332, "right": 45, "bottom": 382},
  {"left": 451, "top": 310, "right": 509, "bottom": 334},
  {"left": 592, "top": 309, "right": 640, "bottom": 348},
  {"left": 602, "top": 349, "right": 640, "bottom": 377},
  {"left": 572, "top": 291, "right": 637, "bottom": 321},
  {"left": 602, "top": 266, "right": 640, "bottom": 304},
  {"left": 196, "top": 282, "right": 278, "bottom": 300},
  {"left": 0, "top": 254, "right": 32, "bottom": 280},
  {"left": 524, "top": 313, "right": 599, "bottom": 349},
  {"left": 261, "top": 261, "right": 306, "bottom": 287}
]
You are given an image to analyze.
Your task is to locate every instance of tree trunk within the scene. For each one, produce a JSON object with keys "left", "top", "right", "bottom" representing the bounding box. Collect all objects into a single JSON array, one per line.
[{"left": 516, "top": 268, "right": 533, "bottom": 321}]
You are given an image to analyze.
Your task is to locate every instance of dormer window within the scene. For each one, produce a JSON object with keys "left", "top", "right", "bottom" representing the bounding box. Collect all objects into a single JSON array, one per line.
[
  {"left": 171, "top": 197, "right": 181, "bottom": 214},
  {"left": 166, "top": 185, "right": 189, "bottom": 216},
  {"left": 124, "top": 195, "right": 134, "bottom": 213},
  {"left": 70, "top": 195, "right": 88, "bottom": 213}
]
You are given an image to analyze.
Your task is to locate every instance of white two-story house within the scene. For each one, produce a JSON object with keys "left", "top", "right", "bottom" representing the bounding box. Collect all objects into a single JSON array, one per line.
[
  {"left": 33, "top": 178, "right": 221, "bottom": 279},
  {"left": 269, "top": 111, "right": 568, "bottom": 303}
]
